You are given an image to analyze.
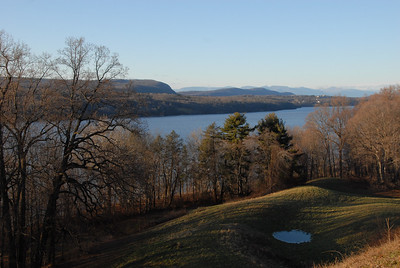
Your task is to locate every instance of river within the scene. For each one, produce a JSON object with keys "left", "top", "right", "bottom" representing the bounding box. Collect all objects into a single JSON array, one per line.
[{"left": 140, "top": 106, "right": 316, "bottom": 138}]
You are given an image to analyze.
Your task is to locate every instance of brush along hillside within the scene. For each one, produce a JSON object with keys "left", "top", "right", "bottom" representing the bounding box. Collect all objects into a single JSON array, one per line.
[{"left": 102, "top": 178, "right": 400, "bottom": 267}]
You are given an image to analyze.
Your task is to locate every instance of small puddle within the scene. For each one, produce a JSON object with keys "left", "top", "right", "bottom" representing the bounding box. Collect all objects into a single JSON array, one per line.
[{"left": 272, "top": 230, "right": 312, "bottom": 244}]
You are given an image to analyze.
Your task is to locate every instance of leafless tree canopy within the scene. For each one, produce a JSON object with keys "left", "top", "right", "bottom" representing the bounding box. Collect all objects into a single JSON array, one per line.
[
  {"left": 297, "top": 89, "right": 400, "bottom": 185},
  {"left": 0, "top": 32, "right": 136, "bottom": 267}
]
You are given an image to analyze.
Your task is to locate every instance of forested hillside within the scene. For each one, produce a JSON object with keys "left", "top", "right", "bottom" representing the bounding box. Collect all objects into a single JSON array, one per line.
[{"left": 130, "top": 93, "right": 333, "bottom": 116}]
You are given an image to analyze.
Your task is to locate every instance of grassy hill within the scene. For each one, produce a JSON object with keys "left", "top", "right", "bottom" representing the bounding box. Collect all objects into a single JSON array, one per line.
[{"left": 63, "top": 178, "right": 400, "bottom": 267}]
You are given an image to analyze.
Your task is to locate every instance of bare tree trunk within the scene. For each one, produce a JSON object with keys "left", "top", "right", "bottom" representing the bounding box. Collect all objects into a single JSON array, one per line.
[
  {"left": 107, "top": 185, "right": 112, "bottom": 215},
  {"left": 1, "top": 217, "right": 5, "bottom": 268},
  {"left": 0, "top": 125, "right": 17, "bottom": 268},
  {"left": 310, "top": 157, "right": 314, "bottom": 179},
  {"left": 331, "top": 150, "right": 336, "bottom": 177},
  {"left": 16, "top": 152, "right": 28, "bottom": 268},
  {"left": 327, "top": 145, "right": 333, "bottom": 177},
  {"left": 339, "top": 147, "right": 343, "bottom": 178},
  {"left": 33, "top": 178, "right": 62, "bottom": 268},
  {"left": 375, "top": 153, "right": 385, "bottom": 184},
  {"left": 153, "top": 184, "right": 156, "bottom": 208},
  {"left": 219, "top": 179, "right": 225, "bottom": 203},
  {"left": 213, "top": 176, "right": 218, "bottom": 203}
]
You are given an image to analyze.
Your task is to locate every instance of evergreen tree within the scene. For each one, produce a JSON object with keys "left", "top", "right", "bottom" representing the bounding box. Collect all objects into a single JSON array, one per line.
[
  {"left": 221, "top": 112, "right": 251, "bottom": 143},
  {"left": 257, "top": 113, "right": 292, "bottom": 149},
  {"left": 221, "top": 113, "right": 251, "bottom": 196}
]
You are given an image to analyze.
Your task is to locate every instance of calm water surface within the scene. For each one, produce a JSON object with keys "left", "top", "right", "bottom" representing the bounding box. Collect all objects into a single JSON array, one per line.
[
  {"left": 273, "top": 230, "right": 312, "bottom": 244},
  {"left": 141, "top": 106, "right": 316, "bottom": 138}
]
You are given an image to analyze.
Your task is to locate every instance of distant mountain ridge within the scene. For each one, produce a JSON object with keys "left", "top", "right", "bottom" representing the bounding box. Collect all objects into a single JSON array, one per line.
[
  {"left": 268, "top": 86, "right": 376, "bottom": 97},
  {"left": 180, "top": 87, "right": 293, "bottom": 97},
  {"left": 267, "top": 86, "right": 324, "bottom": 96},
  {"left": 110, "top": 80, "right": 377, "bottom": 97},
  {"left": 177, "top": 85, "right": 378, "bottom": 97},
  {"left": 113, "top": 79, "right": 176, "bottom": 94}
]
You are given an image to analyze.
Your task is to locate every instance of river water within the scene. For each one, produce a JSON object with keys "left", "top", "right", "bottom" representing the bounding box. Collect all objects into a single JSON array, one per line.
[{"left": 140, "top": 106, "right": 315, "bottom": 138}]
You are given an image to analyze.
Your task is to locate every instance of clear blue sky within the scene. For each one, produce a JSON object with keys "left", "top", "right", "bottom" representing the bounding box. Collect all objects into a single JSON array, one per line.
[{"left": 2, "top": 0, "right": 399, "bottom": 90}]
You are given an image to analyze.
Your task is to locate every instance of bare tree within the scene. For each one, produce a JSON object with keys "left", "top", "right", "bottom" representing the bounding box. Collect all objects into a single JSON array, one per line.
[
  {"left": 199, "top": 123, "right": 226, "bottom": 203},
  {"left": 0, "top": 29, "right": 23, "bottom": 268},
  {"left": 326, "top": 97, "right": 352, "bottom": 178},
  {"left": 0, "top": 30, "right": 53, "bottom": 268},
  {"left": 305, "top": 104, "right": 336, "bottom": 177},
  {"left": 32, "top": 37, "right": 131, "bottom": 267},
  {"left": 347, "top": 86, "right": 400, "bottom": 184},
  {"left": 292, "top": 127, "right": 324, "bottom": 179}
]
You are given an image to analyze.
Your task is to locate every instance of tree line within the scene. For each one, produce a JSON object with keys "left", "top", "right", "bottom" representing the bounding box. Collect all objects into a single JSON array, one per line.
[
  {"left": 130, "top": 93, "right": 334, "bottom": 116},
  {"left": 1, "top": 30, "right": 399, "bottom": 267},
  {"left": 295, "top": 89, "right": 400, "bottom": 185}
]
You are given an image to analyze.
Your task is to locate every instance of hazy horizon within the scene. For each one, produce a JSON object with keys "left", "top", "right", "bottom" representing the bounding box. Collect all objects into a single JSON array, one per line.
[
  {"left": 2, "top": 0, "right": 399, "bottom": 89},
  {"left": 174, "top": 84, "right": 383, "bottom": 92}
]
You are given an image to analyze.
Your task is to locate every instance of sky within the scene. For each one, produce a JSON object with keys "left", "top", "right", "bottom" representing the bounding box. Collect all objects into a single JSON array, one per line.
[{"left": 1, "top": 0, "right": 399, "bottom": 90}]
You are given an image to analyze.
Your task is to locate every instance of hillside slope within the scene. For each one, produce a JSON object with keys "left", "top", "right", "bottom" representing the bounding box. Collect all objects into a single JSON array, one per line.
[
  {"left": 106, "top": 178, "right": 400, "bottom": 267},
  {"left": 57, "top": 179, "right": 400, "bottom": 267},
  {"left": 324, "top": 235, "right": 400, "bottom": 267},
  {"left": 112, "top": 79, "right": 176, "bottom": 94}
]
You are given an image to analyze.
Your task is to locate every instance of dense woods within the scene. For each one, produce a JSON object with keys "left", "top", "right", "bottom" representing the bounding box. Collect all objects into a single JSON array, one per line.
[{"left": 0, "top": 31, "right": 399, "bottom": 267}]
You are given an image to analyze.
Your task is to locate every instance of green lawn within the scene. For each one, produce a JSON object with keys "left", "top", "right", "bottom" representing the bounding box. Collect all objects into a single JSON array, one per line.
[{"left": 114, "top": 178, "right": 400, "bottom": 267}]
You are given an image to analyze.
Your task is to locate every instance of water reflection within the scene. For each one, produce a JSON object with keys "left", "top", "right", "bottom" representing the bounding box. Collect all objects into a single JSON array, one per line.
[
  {"left": 142, "top": 106, "right": 316, "bottom": 138},
  {"left": 272, "top": 230, "right": 312, "bottom": 244}
]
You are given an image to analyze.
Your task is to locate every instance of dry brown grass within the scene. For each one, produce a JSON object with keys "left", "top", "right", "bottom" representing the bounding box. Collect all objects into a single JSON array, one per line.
[{"left": 320, "top": 228, "right": 400, "bottom": 268}]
